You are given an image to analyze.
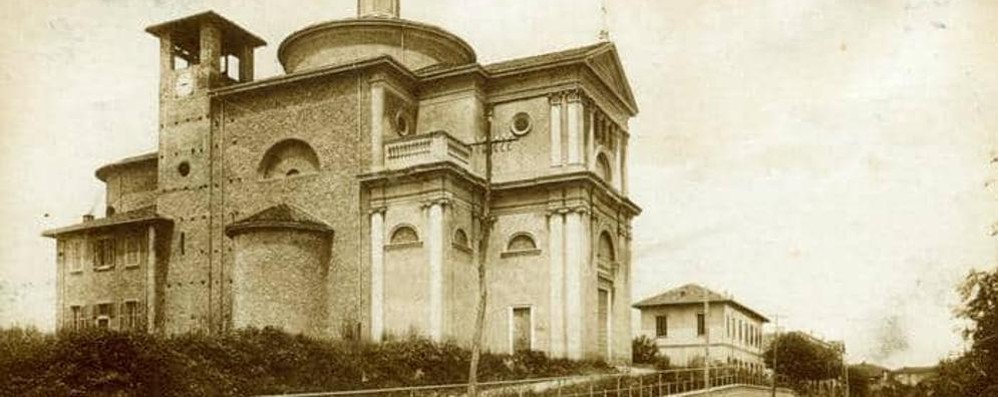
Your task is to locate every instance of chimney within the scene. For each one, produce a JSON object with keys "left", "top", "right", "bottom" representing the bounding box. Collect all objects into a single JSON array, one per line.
[
  {"left": 358, "top": 0, "right": 400, "bottom": 18},
  {"left": 83, "top": 214, "right": 95, "bottom": 222}
]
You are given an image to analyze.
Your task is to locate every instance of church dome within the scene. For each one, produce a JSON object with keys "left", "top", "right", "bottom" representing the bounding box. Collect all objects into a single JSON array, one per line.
[{"left": 277, "top": 0, "right": 476, "bottom": 74}]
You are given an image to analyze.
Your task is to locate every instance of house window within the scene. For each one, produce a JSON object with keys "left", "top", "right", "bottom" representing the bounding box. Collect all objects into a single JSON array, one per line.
[
  {"left": 95, "top": 303, "right": 113, "bottom": 329},
  {"left": 70, "top": 305, "right": 83, "bottom": 331},
  {"left": 122, "top": 301, "right": 139, "bottom": 330},
  {"left": 507, "top": 234, "right": 537, "bottom": 251},
  {"left": 697, "top": 313, "right": 705, "bottom": 336},
  {"left": 68, "top": 240, "right": 84, "bottom": 273},
  {"left": 92, "top": 239, "right": 115, "bottom": 270},
  {"left": 389, "top": 225, "right": 419, "bottom": 245},
  {"left": 655, "top": 315, "right": 668, "bottom": 337},
  {"left": 125, "top": 236, "right": 141, "bottom": 268}
]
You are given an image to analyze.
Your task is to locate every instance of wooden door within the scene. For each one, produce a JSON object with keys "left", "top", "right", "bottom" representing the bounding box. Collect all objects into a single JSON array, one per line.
[
  {"left": 512, "top": 307, "right": 531, "bottom": 352},
  {"left": 598, "top": 289, "right": 609, "bottom": 358}
]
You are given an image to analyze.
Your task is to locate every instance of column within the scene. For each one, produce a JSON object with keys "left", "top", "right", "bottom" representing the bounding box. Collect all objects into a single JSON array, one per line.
[
  {"left": 547, "top": 210, "right": 566, "bottom": 358},
  {"left": 238, "top": 46, "right": 254, "bottom": 82},
  {"left": 586, "top": 109, "right": 596, "bottom": 170},
  {"left": 159, "top": 32, "right": 173, "bottom": 94},
  {"left": 549, "top": 94, "right": 563, "bottom": 166},
  {"left": 620, "top": 135, "right": 629, "bottom": 195},
  {"left": 199, "top": 21, "right": 222, "bottom": 85},
  {"left": 606, "top": 288, "right": 614, "bottom": 359},
  {"left": 428, "top": 201, "right": 445, "bottom": 341},
  {"left": 614, "top": 130, "right": 624, "bottom": 191},
  {"left": 146, "top": 226, "right": 157, "bottom": 332},
  {"left": 566, "top": 91, "right": 584, "bottom": 165},
  {"left": 564, "top": 208, "right": 586, "bottom": 360},
  {"left": 370, "top": 209, "right": 385, "bottom": 341},
  {"left": 371, "top": 84, "right": 385, "bottom": 170}
]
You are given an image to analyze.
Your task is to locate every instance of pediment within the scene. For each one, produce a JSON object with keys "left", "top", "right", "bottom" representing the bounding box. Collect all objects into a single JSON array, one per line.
[{"left": 584, "top": 44, "right": 639, "bottom": 115}]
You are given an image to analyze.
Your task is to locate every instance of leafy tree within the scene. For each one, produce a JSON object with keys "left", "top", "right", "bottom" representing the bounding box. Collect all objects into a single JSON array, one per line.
[
  {"left": 763, "top": 332, "right": 842, "bottom": 386},
  {"left": 845, "top": 366, "right": 871, "bottom": 397},
  {"left": 927, "top": 267, "right": 998, "bottom": 396}
]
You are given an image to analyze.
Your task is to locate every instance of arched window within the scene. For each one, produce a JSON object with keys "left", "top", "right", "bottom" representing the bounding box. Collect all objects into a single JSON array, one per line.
[
  {"left": 453, "top": 228, "right": 469, "bottom": 247},
  {"left": 597, "top": 231, "right": 615, "bottom": 263},
  {"left": 595, "top": 153, "right": 612, "bottom": 183},
  {"left": 507, "top": 233, "right": 537, "bottom": 251},
  {"left": 389, "top": 225, "right": 419, "bottom": 245},
  {"left": 258, "top": 139, "right": 320, "bottom": 179}
]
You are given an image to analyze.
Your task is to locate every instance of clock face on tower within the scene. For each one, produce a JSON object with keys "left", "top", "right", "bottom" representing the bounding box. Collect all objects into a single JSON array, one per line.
[{"left": 174, "top": 71, "right": 193, "bottom": 97}]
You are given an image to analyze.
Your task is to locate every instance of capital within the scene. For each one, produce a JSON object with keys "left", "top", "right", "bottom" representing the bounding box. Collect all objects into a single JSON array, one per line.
[
  {"left": 565, "top": 89, "right": 585, "bottom": 104},
  {"left": 548, "top": 93, "right": 564, "bottom": 106}
]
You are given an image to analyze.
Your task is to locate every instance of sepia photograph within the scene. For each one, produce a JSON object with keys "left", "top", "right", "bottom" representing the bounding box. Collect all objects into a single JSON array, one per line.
[{"left": 0, "top": 0, "right": 995, "bottom": 395}]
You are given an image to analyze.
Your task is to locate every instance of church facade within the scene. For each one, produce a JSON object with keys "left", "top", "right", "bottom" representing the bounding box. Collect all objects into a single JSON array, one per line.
[{"left": 43, "top": 0, "right": 640, "bottom": 362}]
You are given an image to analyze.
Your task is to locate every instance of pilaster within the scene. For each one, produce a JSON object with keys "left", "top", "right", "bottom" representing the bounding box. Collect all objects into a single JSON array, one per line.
[
  {"left": 564, "top": 206, "right": 589, "bottom": 360},
  {"left": 426, "top": 199, "right": 449, "bottom": 341},
  {"left": 566, "top": 90, "right": 585, "bottom": 165},
  {"left": 546, "top": 208, "right": 568, "bottom": 358},
  {"left": 369, "top": 207, "right": 386, "bottom": 341},
  {"left": 371, "top": 84, "right": 386, "bottom": 170},
  {"left": 549, "top": 93, "right": 563, "bottom": 167}
]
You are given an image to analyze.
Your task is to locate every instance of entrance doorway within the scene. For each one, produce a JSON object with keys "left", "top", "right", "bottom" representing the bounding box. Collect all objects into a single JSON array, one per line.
[{"left": 511, "top": 307, "right": 532, "bottom": 352}]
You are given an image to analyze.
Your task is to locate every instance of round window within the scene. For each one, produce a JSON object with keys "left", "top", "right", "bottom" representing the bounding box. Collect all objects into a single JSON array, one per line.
[
  {"left": 394, "top": 110, "right": 411, "bottom": 136},
  {"left": 177, "top": 161, "right": 191, "bottom": 177},
  {"left": 510, "top": 112, "right": 532, "bottom": 136}
]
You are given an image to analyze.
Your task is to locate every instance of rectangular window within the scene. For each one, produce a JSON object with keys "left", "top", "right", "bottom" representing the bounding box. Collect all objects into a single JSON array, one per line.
[
  {"left": 122, "top": 301, "right": 139, "bottom": 330},
  {"left": 125, "top": 236, "right": 141, "bottom": 267},
  {"left": 70, "top": 305, "right": 83, "bottom": 330},
  {"left": 92, "top": 239, "right": 115, "bottom": 270},
  {"left": 67, "top": 241, "right": 84, "bottom": 273},
  {"left": 697, "top": 313, "right": 706, "bottom": 336},
  {"left": 655, "top": 315, "right": 668, "bottom": 337},
  {"left": 95, "top": 303, "right": 113, "bottom": 329}
]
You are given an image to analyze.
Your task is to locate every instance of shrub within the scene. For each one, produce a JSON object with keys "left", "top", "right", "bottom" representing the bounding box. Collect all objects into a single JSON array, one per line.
[
  {"left": 0, "top": 326, "right": 615, "bottom": 396},
  {"left": 632, "top": 335, "right": 659, "bottom": 364}
]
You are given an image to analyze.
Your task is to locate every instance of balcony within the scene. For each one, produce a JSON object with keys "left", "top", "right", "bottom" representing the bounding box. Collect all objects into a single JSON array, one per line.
[{"left": 383, "top": 131, "right": 475, "bottom": 173}]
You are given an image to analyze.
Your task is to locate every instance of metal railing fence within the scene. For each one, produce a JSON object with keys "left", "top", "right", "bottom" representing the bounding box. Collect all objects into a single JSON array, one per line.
[{"left": 262, "top": 366, "right": 780, "bottom": 397}]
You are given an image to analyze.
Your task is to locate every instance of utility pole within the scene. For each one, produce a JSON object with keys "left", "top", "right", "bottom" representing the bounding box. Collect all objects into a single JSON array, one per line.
[
  {"left": 467, "top": 108, "right": 520, "bottom": 397},
  {"left": 703, "top": 287, "right": 711, "bottom": 392},
  {"left": 770, "top": 315, "right": 782, "bottom": 397},
  {"left": 843, "top": 354, "right": 850, "bottom": 397}
]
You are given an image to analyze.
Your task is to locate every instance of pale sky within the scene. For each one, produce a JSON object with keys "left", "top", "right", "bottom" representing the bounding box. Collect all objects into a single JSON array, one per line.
[{"left": 0, "top": 0, "right": 995, "bottom": 369}]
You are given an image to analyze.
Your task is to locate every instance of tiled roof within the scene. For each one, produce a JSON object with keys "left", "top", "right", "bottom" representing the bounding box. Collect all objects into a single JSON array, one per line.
[
  {"left": 225, "top": 203, "right": 334, "bottom": 237},
  {"left": 484, "top": 42, "right": 609, "bottom": 74},
  {"left": 145, "top": 11, "right": 266, "bottom": 48},
  {"left": 633, "top": 283, "right": 770, "bottom": 322},
  {"left": 42, "top": 206, "right": 169, "bottom": 237}
]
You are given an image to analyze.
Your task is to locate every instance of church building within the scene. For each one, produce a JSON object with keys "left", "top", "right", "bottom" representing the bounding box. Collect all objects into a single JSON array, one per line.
[{"left": 43, "top": 0, "right": 640, "bottom": 362}]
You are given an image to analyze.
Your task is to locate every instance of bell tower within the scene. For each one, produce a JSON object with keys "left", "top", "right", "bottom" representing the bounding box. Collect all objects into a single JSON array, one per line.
[{"left": 145, "top": 12, "right": 265, "bottom": 334}]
